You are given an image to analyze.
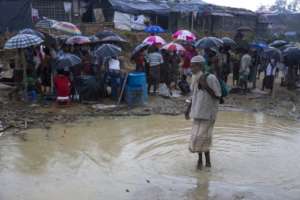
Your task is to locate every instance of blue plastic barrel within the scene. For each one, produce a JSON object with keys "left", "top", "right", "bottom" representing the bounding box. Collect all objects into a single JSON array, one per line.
[
  {"left": 127, "top": 72, "right": 147, "bottom": 87},
  {"left": 126, "top": 85, "right": 145, "bottom": 106}
]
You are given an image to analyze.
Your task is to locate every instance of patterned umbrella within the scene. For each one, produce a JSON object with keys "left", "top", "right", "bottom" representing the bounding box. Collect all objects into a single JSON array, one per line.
[
  {"left": 66, "top": 36, "right": 91, "bottom": 45},
  {"left": 35, "top": 18, "right": 57, "bottom": 29},
  {"left": 162, "top": 42, "right": 185, "bottom": 52},
  {"left": 143, "top": 36, "right": 166, "bottom": 45},
  {"left": 94, "top": 44, "right": 122, "bottom": 59},
  {"left": 144, "top": 25, "right": 165, "bottom": 34},
  {"left": 99, "top": 35, "right": 127, "bottom": 43},
  {"left": 19, "top": 28, "right": 45, "bottom": 39},
  {"left": 4, "top": 34, "right": 43, "bottom": 49},
  {"left": 56, "top": 53, "right": 81, "bottom": 70},
  {"left": 52, "top": 21, "right": 81, "bottom": 35},
  {"left": 172, "top": 30, "right": 197, "bottom": 41}
]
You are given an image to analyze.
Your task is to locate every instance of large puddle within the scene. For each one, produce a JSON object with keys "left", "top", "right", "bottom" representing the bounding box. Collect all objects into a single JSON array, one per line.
[{"left": 1, "top": 112, "right": 300, "bottom": 200}]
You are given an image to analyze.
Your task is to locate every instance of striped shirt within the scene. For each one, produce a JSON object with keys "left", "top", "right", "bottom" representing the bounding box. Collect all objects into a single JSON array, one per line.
[{"left": 147, "top": 52, "right": 164, "bottom": 67}]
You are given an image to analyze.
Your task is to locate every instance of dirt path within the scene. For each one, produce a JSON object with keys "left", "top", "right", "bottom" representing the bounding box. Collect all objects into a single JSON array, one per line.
[{"left": 1, "top": 80, "right": 300, "bottom": 138}]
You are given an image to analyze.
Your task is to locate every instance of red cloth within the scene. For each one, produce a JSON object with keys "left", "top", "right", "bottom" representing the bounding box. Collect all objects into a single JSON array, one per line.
[
  {"left": 182, "top": 49, "right": 197, "bottom": 69},
  {"left": 54, "top": 75, "right": 71, "bottom": 97},
  {"left": 134, "top": 52, "right": 145, "bottom": 65}
]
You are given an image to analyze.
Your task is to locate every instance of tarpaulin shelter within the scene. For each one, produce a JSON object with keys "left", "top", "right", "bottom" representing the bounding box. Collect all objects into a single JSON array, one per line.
[
  {"left": 0, "top": 0, "right": 33, "bottom": 33},
  {"left": 99, "top": 0, "right": 261, "bottom": 34}
]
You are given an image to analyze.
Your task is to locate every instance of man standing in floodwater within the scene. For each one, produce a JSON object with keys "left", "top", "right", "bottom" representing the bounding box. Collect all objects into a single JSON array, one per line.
[{"left": 185, "top": 55, "right": 221, "bottom": 170}]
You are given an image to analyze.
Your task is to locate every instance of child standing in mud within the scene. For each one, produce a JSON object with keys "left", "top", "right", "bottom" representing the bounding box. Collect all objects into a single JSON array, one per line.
[{"left": 185, "top": 55, "right": 221, "bottom": 170}]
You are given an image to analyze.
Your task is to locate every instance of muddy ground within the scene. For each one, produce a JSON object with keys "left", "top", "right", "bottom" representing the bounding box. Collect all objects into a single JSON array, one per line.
[{"left": 1, "top": 78, "right": 300, "bottom": 138}]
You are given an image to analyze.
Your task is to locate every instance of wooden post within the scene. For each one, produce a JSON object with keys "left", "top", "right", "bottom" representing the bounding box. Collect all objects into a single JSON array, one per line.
[
  {"left": 191, "top": 13, "right": 194, "bottom": 32},
  {"left": 21, "top": 49, "right": 28, "bottom": 101}
]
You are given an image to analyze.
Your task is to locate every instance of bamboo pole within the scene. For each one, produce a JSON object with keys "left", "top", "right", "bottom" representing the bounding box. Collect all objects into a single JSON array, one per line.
[{"left": 21, "top": 49, "right": 28, "bottom": 101}]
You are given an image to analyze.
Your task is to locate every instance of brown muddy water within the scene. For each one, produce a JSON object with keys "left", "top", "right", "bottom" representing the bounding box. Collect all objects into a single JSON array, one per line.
[{"left": 1, "top": 112, "right": 300, "bottom": 200}]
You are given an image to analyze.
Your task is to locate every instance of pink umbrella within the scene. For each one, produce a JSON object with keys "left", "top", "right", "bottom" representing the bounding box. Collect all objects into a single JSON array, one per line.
[
  {"left": 162, "top": 42, "right": 185, "bottom": 52},
  {"left": 66, "top": 36, "right": 91, "bottom": 45},
  {"left": 143, "top": 36, "right": 166, "bottom": 45},
  {"left": 172, "top": 30, "right": 196, "bottom": 41}
]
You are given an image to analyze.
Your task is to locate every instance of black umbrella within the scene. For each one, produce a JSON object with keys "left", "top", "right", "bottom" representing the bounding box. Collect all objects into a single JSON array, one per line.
[
  {"left": 94, "top": 44, "right": 122, "bottom": 59},
  {"left": 131, "top": 43, "right": 148, "bottom": 58},
  {"left": 270, "top": 40, "right": 289, "bottom": 48},
  {"left": 263, "top": 47, "right": 282, "bottom": 61},
  {"left": 95, "top": 31, "right": 120, "bottom": 40},
  {"left": 283, "top": 47, "right": 300, "bottom": 65},
  {"left": 56, "top": 53, "right": 81, "bottom": 70},
  {"left": 279, "top": 44, "right": 294, "bottom": 51},
  {"left": 89, "top": 35, "right": 100, "bottom": 43},
  {"left": 222, "top": 37, "right": 236, "bottom": 47},
  {"left": 195, "top": 37, "right": 223, "bottom": 49}
]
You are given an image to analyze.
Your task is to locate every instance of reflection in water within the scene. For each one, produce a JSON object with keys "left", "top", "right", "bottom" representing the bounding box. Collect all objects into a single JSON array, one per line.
[{"left": 1, "top": 112, "right": 300, "bottom": 200}]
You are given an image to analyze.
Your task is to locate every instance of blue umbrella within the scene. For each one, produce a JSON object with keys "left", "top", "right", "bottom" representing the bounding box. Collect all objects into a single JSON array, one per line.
[
  {"left": 144, "top": 25, "right": 165, "bottom": 34},
  {"left": 250, "top": 42, "right": 268, "bottom": 50}
]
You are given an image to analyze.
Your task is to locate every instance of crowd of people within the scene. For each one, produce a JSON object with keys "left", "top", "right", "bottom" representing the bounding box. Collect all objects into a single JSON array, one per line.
[
  {"left": 131, "top": 42, "right": 280, "bottom": 97},
  {"left": 0, "top": 32, "right": 285, "bottom": 105}
]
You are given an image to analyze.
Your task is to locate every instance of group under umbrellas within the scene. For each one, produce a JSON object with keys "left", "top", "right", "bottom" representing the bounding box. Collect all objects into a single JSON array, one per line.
[
  {"left": 4, "top": 33, "right": 44, "bottom": 99},
  {"left": 5, "top": 20, "right": 300, "bottom": 102}
]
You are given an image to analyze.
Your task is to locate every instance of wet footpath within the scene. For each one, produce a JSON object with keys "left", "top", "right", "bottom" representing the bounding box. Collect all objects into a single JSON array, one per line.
[{"left": 1, "top": 112, "right": 300, "bottom": 200}]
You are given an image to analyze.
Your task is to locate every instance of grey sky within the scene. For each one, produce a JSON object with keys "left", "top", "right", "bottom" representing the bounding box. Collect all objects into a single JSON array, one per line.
[{"left": 204, "top": 0, "right": 276, "bottom": 11}]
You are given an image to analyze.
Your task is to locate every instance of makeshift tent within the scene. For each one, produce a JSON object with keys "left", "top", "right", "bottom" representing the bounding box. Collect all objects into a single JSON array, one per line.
[
  {"left": 0, "top": 0, "right": 33, "bottom": 33},
  {"left": 113, "top": 12, "right": 148, "bottom": 31}
]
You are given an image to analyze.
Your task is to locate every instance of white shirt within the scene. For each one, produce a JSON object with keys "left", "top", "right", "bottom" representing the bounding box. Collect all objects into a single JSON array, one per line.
[
  {"left": 108, "top": 58, "right": 120, "bottom": 71},
  {"left": 266, "top": 63, "right": 277, "bottom": 76}
]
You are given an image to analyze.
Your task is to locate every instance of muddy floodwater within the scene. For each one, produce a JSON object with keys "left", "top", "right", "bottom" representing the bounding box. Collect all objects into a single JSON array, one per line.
[{"left": 1, "top": 112, "right": 300, "bottom": 200}]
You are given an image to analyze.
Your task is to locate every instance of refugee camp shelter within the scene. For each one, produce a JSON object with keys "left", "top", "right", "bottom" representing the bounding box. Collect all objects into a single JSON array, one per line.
[
  {"left": 264, "top": 13, "right": 300, "bottom": 34},
  {"left": 99, "top": 0, "right": 269, "bottom": 36},
  {"left": 31, "top": 0, "right": 101, "bottom": 23},
  {"left": 0, "top": 0, "right": 33, "bottom": 33},
  {"left": 32, "top": 0, "right": 74, "bottom": 21}
]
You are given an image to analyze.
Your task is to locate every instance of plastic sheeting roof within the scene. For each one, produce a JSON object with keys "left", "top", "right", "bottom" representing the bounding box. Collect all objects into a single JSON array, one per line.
[
  {"left": 108, "top": 0, "right": 170, "bottom": 15},
  {"left": 106, "top": 0, "right": 255, "bottom": 16}
]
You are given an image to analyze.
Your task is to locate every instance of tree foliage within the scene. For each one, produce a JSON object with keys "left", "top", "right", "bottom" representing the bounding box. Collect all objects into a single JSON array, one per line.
[{"left": 257, "top": 0, "right": 300, "bottom": 13}]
